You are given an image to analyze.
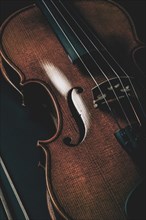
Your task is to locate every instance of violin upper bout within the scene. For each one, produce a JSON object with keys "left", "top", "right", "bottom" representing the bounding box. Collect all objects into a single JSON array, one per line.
[{"left": 75, "top": 0, "right": 143, "bottom": 60}]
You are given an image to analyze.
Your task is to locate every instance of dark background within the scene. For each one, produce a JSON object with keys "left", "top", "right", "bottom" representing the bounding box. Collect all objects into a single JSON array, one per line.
[{"left": 0, "top": 1, "right": 145, "bottom": 220}]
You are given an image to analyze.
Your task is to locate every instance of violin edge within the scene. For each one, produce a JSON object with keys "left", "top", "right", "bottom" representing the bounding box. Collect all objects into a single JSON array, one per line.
[{"left": 0, "top": 2, "right": 145, "bottom": 220}]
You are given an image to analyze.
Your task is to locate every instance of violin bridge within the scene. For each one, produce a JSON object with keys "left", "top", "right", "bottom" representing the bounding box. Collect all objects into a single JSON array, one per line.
[{"left": 92, "top": 77, "right": 133, "bottom": 109}]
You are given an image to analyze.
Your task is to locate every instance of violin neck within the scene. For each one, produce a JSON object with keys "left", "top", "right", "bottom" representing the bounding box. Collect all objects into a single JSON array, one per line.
[{"left": 36, "top": 0, "right": 98, "bottom": 63}]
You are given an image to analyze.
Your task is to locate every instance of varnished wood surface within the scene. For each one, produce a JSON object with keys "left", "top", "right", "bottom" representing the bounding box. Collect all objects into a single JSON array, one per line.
[{"left": 0, "top": 1, "right": 144, "bottom": 219}]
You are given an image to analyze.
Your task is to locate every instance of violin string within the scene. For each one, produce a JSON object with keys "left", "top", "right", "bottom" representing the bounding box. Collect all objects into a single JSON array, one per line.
[
  {"left": 49, "top": 0, "right": 136, "bottom": 127},
  {"left": 41, "top": 0, "right": 122, "bottom": 129},
  {"left": 0, "top": 157, "right": 30, "bottom": 220},
  {"left": 59, "top": 0, "right": 145, "bottom": 122},
  {"left": 58, "top": 0, "right": 143, "bottom": 126}
]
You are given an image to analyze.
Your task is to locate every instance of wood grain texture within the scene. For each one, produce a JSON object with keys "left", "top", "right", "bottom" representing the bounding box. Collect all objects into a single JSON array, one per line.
[{"left": 0, "top": 1, "right": 143, "bottom": 219}]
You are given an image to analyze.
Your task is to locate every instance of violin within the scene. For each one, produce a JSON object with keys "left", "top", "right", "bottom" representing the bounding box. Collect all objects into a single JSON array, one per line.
[{"left": 0, "top": 0, "right": 145, "bottom": 219}]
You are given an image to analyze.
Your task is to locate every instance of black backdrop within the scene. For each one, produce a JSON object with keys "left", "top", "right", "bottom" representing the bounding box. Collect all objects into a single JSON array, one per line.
[{"left": 0, "top": 1, "right": 145, "bottom": 220}]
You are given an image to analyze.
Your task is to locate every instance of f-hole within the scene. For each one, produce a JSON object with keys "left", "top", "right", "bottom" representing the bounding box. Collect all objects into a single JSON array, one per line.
[{"left": 63, "top": 87, "right": 86, "bottom": 147}]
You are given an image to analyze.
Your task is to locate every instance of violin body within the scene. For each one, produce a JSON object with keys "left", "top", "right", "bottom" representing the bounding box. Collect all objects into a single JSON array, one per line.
[{"left": 0, "top": 1, "right": 145, "bottom": 219}]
